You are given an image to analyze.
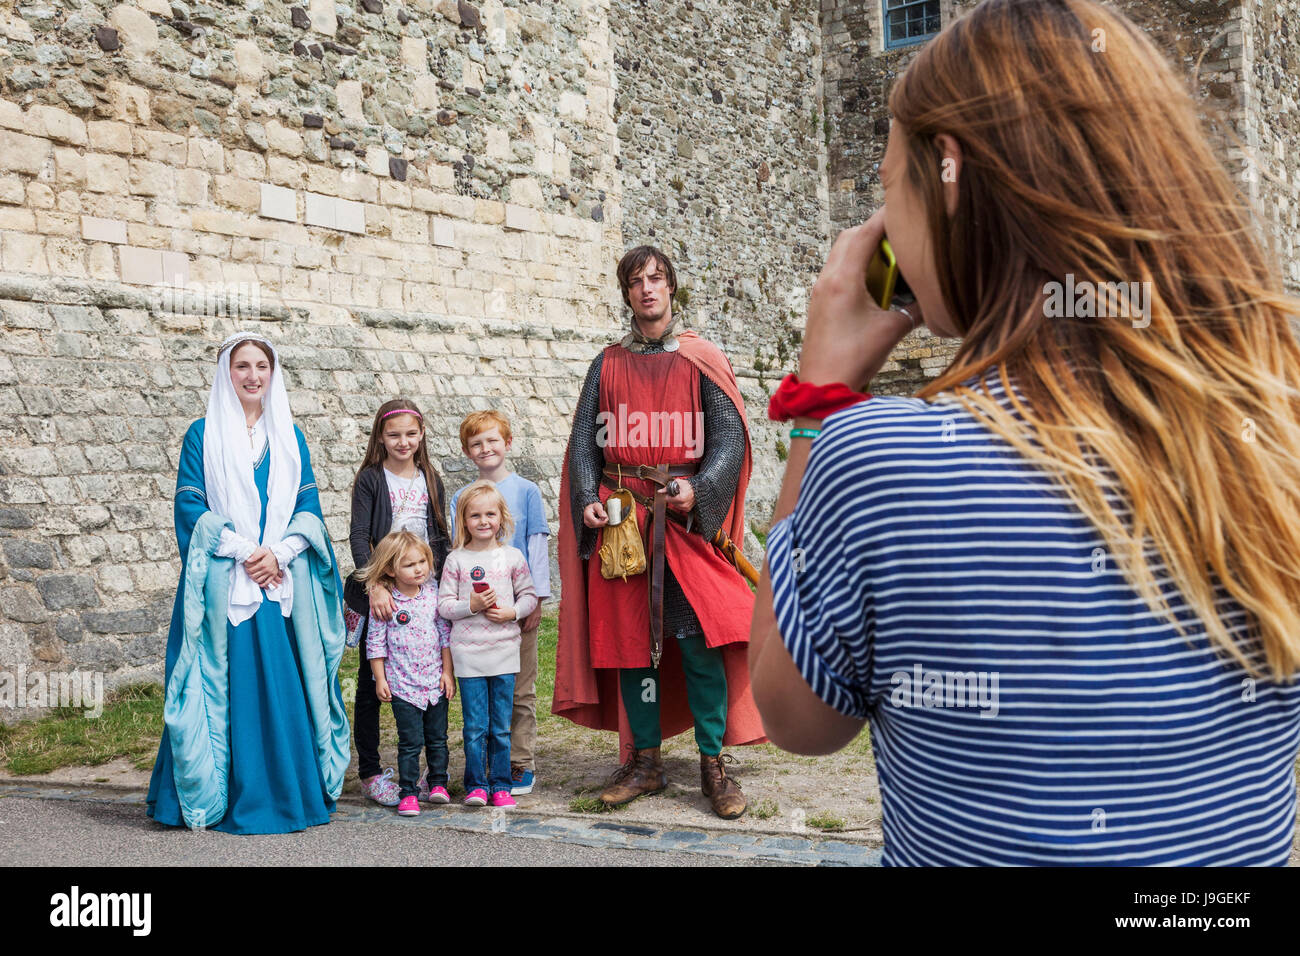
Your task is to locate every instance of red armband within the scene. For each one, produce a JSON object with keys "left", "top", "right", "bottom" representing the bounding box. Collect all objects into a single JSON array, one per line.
[{"left": 767, "top": 373, "right": 871, "bottom": 422}]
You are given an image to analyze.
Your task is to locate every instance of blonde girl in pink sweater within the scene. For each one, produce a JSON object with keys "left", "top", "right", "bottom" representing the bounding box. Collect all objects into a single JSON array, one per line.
[{"left": 438, "top": 480, "right": 537, "bottom": 808}]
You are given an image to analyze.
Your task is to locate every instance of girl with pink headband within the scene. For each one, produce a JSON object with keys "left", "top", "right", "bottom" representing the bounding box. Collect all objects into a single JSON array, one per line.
[{"left": 345, "top": 398, "right": 452, "bottom": 805}]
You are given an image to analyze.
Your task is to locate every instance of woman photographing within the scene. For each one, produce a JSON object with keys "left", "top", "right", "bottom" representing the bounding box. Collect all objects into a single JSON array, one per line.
[{"left": 751, "top": 0, "right": 1300, "bottom": 865}]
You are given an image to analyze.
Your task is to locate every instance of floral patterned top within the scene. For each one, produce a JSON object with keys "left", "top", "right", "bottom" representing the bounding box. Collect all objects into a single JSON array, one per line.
[{"left": 366, "top": 580, "right": 452, "bottom": 709}]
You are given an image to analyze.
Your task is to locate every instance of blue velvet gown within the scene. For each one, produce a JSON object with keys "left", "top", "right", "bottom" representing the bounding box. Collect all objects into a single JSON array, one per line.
[{"left": 147, "top": 419, "right": 339, "bottom": 834}]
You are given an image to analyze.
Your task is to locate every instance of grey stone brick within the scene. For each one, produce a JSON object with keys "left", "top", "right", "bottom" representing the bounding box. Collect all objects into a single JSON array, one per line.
[
  {"left": 0, "top": 585, "right": 47, "bottom": 623},
  {"left": 80, "top": 609, "right": 155, "bottom": 634},
  {"left": 0, "top": 508, "right": 34, "bottom": 529},
  {"left": 67, "top": 639, "right": 125, "bottom": 668},
  {"left": 55, "top": 613, "right": 84, "bottom": 644},
  {"left": 123, "top": 633, "right": 163, "bottom": 665},
  {"left": 2, "top": 538, "right": 54, "bottom": 569},
  {"left": 36, "top": 572, "right": 100, "bottom": 610}
]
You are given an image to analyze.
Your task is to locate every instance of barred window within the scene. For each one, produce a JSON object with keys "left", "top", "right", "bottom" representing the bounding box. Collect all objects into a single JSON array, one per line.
[{"left": 884, "top": 0, "right": 940, "bottom": 48}]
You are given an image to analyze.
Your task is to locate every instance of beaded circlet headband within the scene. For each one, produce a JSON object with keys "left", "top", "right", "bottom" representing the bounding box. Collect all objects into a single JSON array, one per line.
[{"left": 217, "top": 331, "right": 274, "bottom": 357}]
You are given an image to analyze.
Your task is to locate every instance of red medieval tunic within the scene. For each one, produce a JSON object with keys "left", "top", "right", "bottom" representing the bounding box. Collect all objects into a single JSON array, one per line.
[{"left": 554, "top": 331, "right": 766, "bottom": 758}]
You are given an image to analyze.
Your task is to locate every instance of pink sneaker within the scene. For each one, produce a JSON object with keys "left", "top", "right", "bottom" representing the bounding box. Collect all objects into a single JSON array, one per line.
[
  {"left": 490, "top": 791, "right": 517, "bottom": 809},
  {"left": 397, "top": 795, "right": 420, "bottom": 816},
  {"left": 361, "top": 768, "right": 400, "bottom": 807},
  {"left": 464, "top": 788, "right": 488, "bottom": 807},
  {"left": 428, "top": 786, "right": 450, "bottom": 804}
]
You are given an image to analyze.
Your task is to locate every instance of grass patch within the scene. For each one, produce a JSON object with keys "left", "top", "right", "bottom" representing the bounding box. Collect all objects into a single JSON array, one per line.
[
  {"left": 569, "top": 795, "right": 615, "bottom": 813},
  {"left": 0, "top": 683, "right": 164, "bottom": 776},
  {"left": 805, "top": 812, "right": 846, "bottom": 832},
  {"left": 750, "top": 797, "right": 778, "bottom": 820},
  {"left": 0, "top": 613, "right": 571, "bottom": 779}
]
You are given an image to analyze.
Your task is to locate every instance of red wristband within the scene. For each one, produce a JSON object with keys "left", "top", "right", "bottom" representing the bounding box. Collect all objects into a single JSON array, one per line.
[{"left": 767, "top": 373, "right": 871, "bottom": 422}]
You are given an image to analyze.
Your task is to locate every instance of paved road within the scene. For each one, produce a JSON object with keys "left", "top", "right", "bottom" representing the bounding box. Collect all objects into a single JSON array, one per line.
[{"left": 0, "top": 785, "right": 882, "bottom": 867}]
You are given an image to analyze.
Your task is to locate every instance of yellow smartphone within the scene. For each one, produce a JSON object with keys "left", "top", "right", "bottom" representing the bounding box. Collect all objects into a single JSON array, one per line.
[{"left": 866, "top": 237, "right": 900, "bottom": 309}]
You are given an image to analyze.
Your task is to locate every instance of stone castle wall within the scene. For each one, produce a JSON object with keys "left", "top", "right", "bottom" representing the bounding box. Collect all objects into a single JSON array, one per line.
[
  {"left": 819, "top": 0, "right": 1298, "bottom": 394},
  {"left": 1, "top": 0, "right": 1294, "bottom": 714},
  {"left": 0, "top": 0, "right": 827, "bottom": 713},
  {"left": 1242, "top": 0, "right": 1300, "bottom": 287}
]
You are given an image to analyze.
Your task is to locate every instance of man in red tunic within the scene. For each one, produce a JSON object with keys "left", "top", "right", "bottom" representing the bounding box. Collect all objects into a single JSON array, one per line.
[{"left": 553, "top": 245, "right": 765, "bottom": 819}]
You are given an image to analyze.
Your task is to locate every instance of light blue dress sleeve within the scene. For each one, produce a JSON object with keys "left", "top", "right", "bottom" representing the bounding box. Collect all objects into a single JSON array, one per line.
[{"left": 174, "top": 420, "right": 208, "bottom": 560}]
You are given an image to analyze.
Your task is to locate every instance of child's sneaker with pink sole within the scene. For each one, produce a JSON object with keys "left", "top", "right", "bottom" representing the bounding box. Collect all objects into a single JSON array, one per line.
[
  {"left": 397, "top": 795, "right": 420, "bottom": 816},
  {"left": 490, "top": 791, "right": 517, "bottom": 809},
  {"left": 361, "top": 768, "right": 400, "bottom": 807}
]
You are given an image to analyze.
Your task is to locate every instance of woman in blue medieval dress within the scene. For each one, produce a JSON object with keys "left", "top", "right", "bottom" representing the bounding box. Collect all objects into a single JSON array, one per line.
[{"left": 146, "top": 332, "right": 350, "bottom": 834}]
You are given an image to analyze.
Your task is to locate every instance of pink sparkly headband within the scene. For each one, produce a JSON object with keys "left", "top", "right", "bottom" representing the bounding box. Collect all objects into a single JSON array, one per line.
[{"left": 381, "top": 408, "right": 422, "bottom": 420}]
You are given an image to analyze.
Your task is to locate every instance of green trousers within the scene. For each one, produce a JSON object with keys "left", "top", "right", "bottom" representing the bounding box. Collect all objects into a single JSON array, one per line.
[{"left": 619, "top": 634, "right": 728, "bottom": 755}]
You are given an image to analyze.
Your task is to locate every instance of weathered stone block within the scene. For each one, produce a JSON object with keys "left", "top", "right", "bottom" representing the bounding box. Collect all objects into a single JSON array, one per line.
[
  {"left": 0, "top": 174, "right": 23, "bottom": 205},
  {"left": 0, "top": 130, "right": 51, "bottom": 176},
  {"left": 265, "top": 120, "right": 304, "bottom": 158},
  {"left": 107, "top": 82, "right": 151, "bottom": 125},
  {"left": 81, "top": 216, "right": 128, "bottom": 244},
  {"left": 1, "top": 233, "right": 48, "bottom": 274},
  {"left": 5, "top": 446, "right": 58, "bottom": 476},
  {"left": 54, "top": 613, "right": 83, "bottom": 644},
  {"left": 0, "top": 585, "right": 47, "bottom": 623},
  {"left": 135, "top": 129, "right": 187, "bottom": 166},
  {"left": 28, "top": 105, "right": 88, "bottom": 147},
  {"left": 77, "top": 605, "right": 151, "bottom": 643},
  {"left": 402, "top": 35, "right": 428, "bottom": 73},
  {"left": 2, "top": 539, "right": 53, "bottom": 570},
  {"left": 309, "top": 0, "right": 337, "bottom": 36},
  {"left": 129, "top": 159, "right": 176, "bottom": 198},
  {"left": 35, "top": 573, "right": 99, "bottom": 610},
  {"left": 86, "top": 153, "right": 130, "bottom": 194},
  {"left": 109, "top": 5, "right": 159, "bottom": 59},
  {"left": 234, "top": 38, "right": 264, "bottom": 85},
  {"left": 52, "top": 148, "right": 86, "bottom": 187}
]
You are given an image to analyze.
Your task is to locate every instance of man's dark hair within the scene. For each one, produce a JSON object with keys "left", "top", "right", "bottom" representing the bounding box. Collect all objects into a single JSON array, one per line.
[{"left": 616, "top": 245, "right": 677, "bottom": 307}]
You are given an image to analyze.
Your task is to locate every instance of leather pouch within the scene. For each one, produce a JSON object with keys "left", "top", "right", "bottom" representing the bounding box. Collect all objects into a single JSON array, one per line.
[{"left": 598, "top": 488, "right": 647, "bottom": 581}]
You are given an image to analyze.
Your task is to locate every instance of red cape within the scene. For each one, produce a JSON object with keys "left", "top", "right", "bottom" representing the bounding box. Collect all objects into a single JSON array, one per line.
[{"left": 552, "top": 330, "right": 767, "bottom": 758}]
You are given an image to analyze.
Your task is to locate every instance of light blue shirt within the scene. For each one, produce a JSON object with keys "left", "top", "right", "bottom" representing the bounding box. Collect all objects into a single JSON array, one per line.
[{"left": 452, "top": 472, "right": 550, "bottom": 599}]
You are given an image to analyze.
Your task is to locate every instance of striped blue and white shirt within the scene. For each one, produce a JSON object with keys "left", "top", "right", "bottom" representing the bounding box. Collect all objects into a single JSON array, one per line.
[{"left": 765, "top": 372, "right": 1300, "bottom": 866}]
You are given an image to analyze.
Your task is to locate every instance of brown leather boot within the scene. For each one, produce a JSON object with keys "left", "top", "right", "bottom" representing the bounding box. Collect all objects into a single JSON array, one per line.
[
  {"left": 701, "top": 753, "right": 747, "bottom": 819},
  {"left": 599, "top": 747, "right": 667, "bottom": 807}
]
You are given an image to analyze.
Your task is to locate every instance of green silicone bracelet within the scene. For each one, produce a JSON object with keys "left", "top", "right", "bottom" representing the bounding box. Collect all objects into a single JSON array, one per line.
[{"left": 789, "top": 427, "right": 821, "bottom": 440}]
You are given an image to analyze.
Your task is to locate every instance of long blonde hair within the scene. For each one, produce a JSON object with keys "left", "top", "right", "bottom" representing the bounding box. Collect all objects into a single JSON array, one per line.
[
  {"left": 453, "top": 480, "right": 515, "bottom": 550},
  {"left": 893, "top": 0, "right": 1300, "bottom": 679}
]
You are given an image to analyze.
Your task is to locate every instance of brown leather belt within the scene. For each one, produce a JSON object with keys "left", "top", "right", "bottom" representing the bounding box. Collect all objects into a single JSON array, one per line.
[{"left": 602, "top": 463, "right": 697, "bottom": 668}]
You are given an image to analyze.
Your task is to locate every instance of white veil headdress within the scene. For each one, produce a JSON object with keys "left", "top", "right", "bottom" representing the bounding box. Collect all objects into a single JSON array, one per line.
[{"left": 203, "top": 332, "right": 301, "bottom": 625}]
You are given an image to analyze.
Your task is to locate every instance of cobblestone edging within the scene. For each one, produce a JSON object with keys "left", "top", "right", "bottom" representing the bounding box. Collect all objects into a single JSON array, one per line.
[{"left": 0, "top": 780, "right": 885, "bottom": 866}]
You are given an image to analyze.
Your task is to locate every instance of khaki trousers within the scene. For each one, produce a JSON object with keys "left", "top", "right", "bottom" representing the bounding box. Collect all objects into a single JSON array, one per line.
[{"left": 511, "top": 624, "right": 539, "bottom": 770}]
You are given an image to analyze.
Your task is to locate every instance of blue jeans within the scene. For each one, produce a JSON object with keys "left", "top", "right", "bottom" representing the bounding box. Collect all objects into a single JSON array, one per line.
[
  {"left": 458, "top": 674, "right": 515, "bottom": 795},
  {"left": 390, "top": 695, "right": 449, "bottom": 800}
]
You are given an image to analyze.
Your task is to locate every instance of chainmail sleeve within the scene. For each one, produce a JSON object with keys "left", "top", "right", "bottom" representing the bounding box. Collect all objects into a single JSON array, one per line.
[
  {"left": 567, "top": 352, "right": 605, "bottom": 561},
  {"left": 688, "top": 374, "right": 746, "bottom": 542}
]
